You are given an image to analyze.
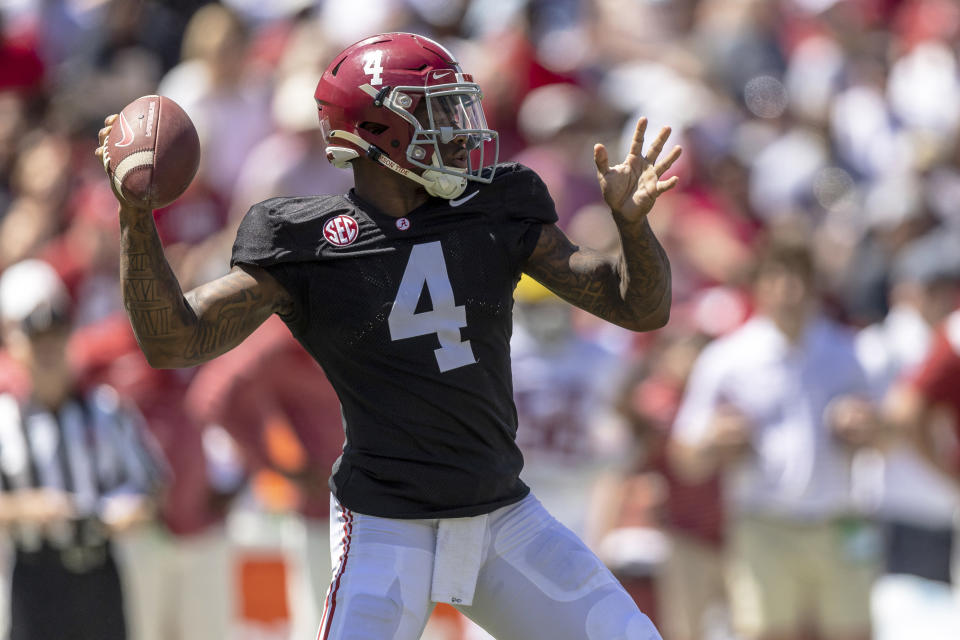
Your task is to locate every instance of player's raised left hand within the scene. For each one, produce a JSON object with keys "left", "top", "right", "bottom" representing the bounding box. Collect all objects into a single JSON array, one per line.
[{"left": 594, "top": 117, "right": 681, "bottom": 223}]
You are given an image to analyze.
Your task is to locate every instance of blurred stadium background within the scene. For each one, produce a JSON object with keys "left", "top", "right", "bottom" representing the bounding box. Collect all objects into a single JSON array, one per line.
[{"left": 1, "top": 0, "right": 960, "bottom": 639}]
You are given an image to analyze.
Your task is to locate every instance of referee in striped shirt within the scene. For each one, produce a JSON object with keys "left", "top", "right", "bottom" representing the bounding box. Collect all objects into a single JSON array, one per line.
[{"left": 0, "top": 260, "right": 165, "bottom": 640}]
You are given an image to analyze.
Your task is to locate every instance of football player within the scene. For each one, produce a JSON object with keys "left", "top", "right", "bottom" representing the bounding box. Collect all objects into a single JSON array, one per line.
[{"left": 96, "top": 32, "right": 677, "bottom": 640}]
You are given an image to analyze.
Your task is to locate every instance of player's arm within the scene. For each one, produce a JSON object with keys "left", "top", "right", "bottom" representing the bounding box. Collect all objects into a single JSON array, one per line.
[
  {"left": 116, "top": 202, "right": 290, "bottom": 369},
  {"left": 523, "top": 221, "right": 671, "bottom": 331},
  {"left": 523, "top": 117, "right": 678, "bottom": 331},
  {"left": 96, "top": 116, "right": 291, "bottom": 369}
]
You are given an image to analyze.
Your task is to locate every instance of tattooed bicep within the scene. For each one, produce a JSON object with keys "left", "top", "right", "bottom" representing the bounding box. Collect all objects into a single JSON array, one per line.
[
  {"left": 525, "top": 224, "right": 574, "bottom": 270},
  {"left": 185, "top": 266, "right": 292, "bottom": 316},
  {"left": 522, "top": 223, "right": 623, "bottom": 317},
  {"left": 523, "top": 218, "right": 672, "bottom": 331},
  {"left": 181, "top": 266, "right": 292, "bottom": 361}
]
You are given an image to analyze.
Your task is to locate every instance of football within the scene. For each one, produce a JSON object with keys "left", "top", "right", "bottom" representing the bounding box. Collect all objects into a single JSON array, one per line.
[{"left": 105, "top": 94, "right": 200, "bottom": 210}]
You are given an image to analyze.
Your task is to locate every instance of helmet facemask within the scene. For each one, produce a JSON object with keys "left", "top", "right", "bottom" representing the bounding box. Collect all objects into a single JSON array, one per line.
[{"left": 384, "top": 79, "right": 499, "bottom": 197}]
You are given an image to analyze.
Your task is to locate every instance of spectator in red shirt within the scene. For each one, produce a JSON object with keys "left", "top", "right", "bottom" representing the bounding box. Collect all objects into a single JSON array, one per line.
[
  {"left": 886, "top": 309, "right": 960, "bottom": 489},
  {"left": 185, "top": 315, "right": 345, "bottom": 639},
  {"left": 0, "top": 17, "right": 44, "bottom": 94}
]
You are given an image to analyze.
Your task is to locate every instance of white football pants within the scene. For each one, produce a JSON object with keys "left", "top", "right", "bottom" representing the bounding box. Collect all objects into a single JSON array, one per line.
[{"left": 317, "top": 493, "right": 662, "bottom": 640}]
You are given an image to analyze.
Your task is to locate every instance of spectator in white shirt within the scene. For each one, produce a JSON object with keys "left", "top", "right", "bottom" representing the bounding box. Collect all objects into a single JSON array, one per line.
[{"left": 670, "top": 239, "right": 881, "bottom": 640}]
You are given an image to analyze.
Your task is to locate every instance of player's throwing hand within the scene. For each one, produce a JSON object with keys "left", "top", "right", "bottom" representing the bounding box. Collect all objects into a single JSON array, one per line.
[
  {"left": 94, "top": 114, "right": 135, "bottom": 208},
  {"left": 594, "top": 116, "right": 681, "bottom": 222}
]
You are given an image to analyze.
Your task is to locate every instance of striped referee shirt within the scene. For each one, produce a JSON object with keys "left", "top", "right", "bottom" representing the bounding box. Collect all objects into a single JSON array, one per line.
[{"left": 0, "top": 384, "right": 165, "bottom": 553}]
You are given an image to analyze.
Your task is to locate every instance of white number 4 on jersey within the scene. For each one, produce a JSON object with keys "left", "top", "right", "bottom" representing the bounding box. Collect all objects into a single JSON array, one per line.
[{"left": 388, "top": 242, "right": 476, "bottom": 372}]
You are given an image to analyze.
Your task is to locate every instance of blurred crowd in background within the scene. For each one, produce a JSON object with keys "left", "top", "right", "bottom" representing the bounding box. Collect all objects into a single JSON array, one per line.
[{"left": 1, "top": 0, "right": 960, "bottom": 639}]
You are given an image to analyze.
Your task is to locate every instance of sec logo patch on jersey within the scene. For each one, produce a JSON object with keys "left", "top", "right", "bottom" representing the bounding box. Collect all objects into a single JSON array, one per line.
[{"left": 324, "top": 215, "right": 359, "bottom": 246}]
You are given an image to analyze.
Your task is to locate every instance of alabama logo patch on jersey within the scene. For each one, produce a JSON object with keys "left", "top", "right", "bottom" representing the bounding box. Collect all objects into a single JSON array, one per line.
[{"left": 324, "top": 214, "right": 359, "bottom": 246}]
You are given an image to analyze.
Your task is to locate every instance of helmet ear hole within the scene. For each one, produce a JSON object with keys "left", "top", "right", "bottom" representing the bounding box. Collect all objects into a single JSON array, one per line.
[{"left": 359, "top": 121, "right": 388, "bottom": 135}]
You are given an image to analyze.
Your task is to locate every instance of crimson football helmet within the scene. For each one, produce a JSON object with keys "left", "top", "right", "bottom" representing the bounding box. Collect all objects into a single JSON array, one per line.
[{"left": 314, "top": 32, "right": 499, "bottom": 199}]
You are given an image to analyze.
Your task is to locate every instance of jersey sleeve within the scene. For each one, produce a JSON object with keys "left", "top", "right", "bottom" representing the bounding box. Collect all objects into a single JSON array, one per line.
[
  {"left": 494, "top": 164, "right": 559, "bottom": 265},
  {"left": 231, "top": 195, "right": 353, "bottom": 268},
  {"left": 230, "top": 199, "right": 314, "bottom": 335},
  {"left": 231, "top": 199, "right": 287, "bottom": 268}
]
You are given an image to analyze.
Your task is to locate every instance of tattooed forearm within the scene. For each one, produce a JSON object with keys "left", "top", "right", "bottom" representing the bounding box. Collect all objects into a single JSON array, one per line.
[
  {"left": 615, "top": 216, "right": 672, "bottom": 322},
  {"left": 118, "top": 206, "right": 287, "bottom": 368},
  {"left": 523, "top": 221, "right": 671, "bottom": 331},
  {"left": 119, "top": 209, "right": 188, "bottom": 351}
]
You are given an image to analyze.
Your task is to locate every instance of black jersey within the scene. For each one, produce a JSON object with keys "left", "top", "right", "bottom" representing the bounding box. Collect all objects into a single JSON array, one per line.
[{"left": 231, "top": 163, "right": 559, "bottom": 518}]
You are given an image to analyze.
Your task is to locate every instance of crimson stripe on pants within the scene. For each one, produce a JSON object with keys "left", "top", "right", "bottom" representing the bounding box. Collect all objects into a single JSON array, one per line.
[{"left": 318, "top": 505, "right": 353, "bottom": 640}]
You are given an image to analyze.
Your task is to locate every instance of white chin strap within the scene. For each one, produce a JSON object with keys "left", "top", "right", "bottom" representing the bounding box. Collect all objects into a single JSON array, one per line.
[{"left": 327, "top": 130, "right": 467, "bottom": 200}]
